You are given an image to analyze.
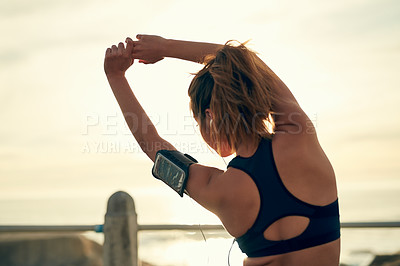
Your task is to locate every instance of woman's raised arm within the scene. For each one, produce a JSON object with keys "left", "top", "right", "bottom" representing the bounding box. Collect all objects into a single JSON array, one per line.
[
  {"left": 104, "top": 38, "right": 228, "bottom": 210},
  {"left": 132, "top": 34, "right": 223, "bottom": 64},
  {"left": 104, "top": 38, "right": 175, "bottom": 161}
]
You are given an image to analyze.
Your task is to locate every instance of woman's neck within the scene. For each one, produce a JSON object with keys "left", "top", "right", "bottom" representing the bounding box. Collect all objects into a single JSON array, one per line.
[{"left": 235, "top": 136, "right": 261, "bottom": 158}]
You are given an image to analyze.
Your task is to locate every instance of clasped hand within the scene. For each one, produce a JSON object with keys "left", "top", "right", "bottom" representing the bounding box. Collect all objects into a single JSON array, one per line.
[{"left": 104, "top": 35, "right": 166, "bottom": 77}]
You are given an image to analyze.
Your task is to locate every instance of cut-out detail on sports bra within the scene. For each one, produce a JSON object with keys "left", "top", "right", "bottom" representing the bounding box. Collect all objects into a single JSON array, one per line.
[
  {"left": 227, "top": 137, "right": 340, "bottom": 257},
  {"left": 263, "top": 215, "right": 310, "bottom": 241}
]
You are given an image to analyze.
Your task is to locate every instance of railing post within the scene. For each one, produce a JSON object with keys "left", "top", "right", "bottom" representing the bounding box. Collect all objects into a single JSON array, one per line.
[{"left": 103, "top": 191, "right": 138, "bottom": 266}]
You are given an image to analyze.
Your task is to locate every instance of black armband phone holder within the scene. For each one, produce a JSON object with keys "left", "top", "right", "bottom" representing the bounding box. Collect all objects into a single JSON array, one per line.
[{"left": 152, "top": 150, "right": 198, "bottom": 197}]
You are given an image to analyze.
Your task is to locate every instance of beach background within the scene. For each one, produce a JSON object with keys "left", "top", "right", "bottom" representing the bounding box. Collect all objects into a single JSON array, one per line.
[{"left": 1, "top": 0, "right": 400, "bottom": 265}]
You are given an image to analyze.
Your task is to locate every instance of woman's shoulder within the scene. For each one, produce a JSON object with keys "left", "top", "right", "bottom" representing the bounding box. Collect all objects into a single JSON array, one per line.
[
  {"left": 271, "top": 129, "right": 338, "bottom": 206},
  {"left": 214, "top": 166, "right": 261, "bottom": 237},
  {"left": 273, "top": 102, "right": 316, "bottom": 135}
]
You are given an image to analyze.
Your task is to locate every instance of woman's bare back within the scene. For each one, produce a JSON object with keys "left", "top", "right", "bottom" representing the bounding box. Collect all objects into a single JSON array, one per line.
[{"left": 217, "top": 123, "right": 340, "bottom": 266}]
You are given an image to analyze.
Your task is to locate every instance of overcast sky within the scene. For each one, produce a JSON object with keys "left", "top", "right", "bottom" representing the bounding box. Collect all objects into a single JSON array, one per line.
[{"left": 1, "top": 0, "right": 399, "bottom": 200}]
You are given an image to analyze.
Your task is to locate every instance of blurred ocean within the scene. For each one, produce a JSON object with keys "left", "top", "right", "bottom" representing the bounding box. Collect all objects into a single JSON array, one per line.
[{"left": 0, "top": 178, "right": 399, "bottom": 266}]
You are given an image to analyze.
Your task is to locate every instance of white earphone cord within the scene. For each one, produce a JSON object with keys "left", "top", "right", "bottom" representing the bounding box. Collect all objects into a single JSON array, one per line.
[{"left": 191, "top": 118, "right": 233, "bottom": 265}]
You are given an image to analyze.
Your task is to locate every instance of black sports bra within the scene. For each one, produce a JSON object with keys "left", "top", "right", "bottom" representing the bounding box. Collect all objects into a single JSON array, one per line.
[{"left": 227, "top": 137, "right": 340, "bottom": 257}]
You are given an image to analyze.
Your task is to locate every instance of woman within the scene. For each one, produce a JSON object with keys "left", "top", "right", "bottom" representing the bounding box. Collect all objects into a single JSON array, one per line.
[{"left": 104, "top": 35, "right": 340, "bottom": 266}]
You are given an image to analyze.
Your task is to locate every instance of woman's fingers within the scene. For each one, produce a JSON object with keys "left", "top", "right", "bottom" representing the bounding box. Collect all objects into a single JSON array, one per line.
[
  {"left": 111, "top": 45, "right": 118, "bottom": 53},
  {"left": 108, "top": 35, "right": 150, "bottom": 56},
  {"left": 117, "top": 42, "right": 124, "bottom": 55},
  {"left": 125, "top": 38, "right": 134, "bottom": 55}
]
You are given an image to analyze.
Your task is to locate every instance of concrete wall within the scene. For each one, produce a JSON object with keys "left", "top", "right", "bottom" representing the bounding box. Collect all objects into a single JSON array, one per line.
[{"left": 0, "top": 233, "right": 102, "bottom": 266}]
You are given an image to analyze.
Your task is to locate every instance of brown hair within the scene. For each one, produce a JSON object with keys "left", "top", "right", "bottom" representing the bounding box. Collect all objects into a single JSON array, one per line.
[{"left": 188, "top": 41, "right": 281, "bottom": 154}]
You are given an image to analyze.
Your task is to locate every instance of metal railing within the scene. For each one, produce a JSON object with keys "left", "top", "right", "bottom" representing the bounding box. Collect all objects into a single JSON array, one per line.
[
  {"left": 1, "top": 221, "right": 400, "bottom": 234},
  {"left": 1, "top": 191, "right": 399, "bottom": 266}
]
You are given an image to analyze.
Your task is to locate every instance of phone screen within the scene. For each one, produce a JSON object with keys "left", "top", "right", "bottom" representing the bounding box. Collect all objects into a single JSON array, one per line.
[{"left": 153, "top": 154, "right": 185, "bottom": 193}]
